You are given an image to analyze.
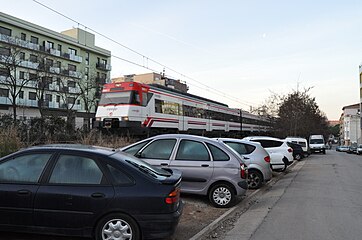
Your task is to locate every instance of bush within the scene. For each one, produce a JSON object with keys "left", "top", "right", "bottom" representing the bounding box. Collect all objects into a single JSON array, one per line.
[{"left": 0, "top": 126, "right": 22, "bottom": 157}]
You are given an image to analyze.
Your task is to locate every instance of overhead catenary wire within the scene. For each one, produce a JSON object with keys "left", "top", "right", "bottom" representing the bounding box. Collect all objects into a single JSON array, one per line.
[{"left": 32, "top": 0, "right": 257, "bottom": 109}]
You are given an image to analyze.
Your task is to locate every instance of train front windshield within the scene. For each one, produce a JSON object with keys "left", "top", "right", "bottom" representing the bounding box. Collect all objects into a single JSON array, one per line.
[{"left": 99, "top": 90, "right": 141, "bottom": 105}]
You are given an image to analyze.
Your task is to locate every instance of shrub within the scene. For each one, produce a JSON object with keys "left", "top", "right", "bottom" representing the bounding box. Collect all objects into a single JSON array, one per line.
[{"left": 0, "top": 126, "right": 22, "bottom": 157}]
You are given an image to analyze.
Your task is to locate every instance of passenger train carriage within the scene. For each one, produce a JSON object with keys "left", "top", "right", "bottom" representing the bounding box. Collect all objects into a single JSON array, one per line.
[{"left": 94, "top": 82, "right": 270, "bottom": 136}]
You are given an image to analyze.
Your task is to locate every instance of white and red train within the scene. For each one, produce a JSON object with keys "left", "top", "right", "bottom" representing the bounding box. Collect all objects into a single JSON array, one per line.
[{"left": 94, "top": 81, "right": 270, "bottom": 136}]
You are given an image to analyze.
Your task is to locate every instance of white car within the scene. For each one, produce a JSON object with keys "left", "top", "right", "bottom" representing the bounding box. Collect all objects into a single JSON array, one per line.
[
  {"left": 243, "top": 136, "right": 294, "bottom": 172},
  {"left": 216, "top": 138, "right": 272, "bottom": 189}
]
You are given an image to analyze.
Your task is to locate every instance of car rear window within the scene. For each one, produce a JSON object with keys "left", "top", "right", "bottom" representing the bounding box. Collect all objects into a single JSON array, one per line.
[
  {"left": 224, "top": 142, "right": 256, "bottom": 155},
  {"left": 252, "top": 139, "right": 283, "bottom": 148},
  {"left": 111, "top": 152, "right": 171, "bottom": 178},
  {"left": 206, "top": 143, "right": 230, "bottom": 161}
]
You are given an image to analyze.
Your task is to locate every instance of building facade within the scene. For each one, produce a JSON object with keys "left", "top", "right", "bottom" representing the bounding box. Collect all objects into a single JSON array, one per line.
[
  {"left": 340, "top": 103, "right": 361, "bottom": 146},
  {"left": 0, "top": 12, "right": 111, "bottom": 129},
  {"left": 112, "top": 72, "right": 189, "bottom": 93}
]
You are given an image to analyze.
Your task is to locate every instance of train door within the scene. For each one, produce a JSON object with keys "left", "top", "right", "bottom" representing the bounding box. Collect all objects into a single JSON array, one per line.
[{"left": 180, "top": 101, "right": 185, "bottom": 131}]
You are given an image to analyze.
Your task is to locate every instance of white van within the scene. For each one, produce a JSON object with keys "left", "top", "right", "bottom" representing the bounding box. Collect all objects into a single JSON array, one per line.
[
  {"left": 309, "top": 135, "right": 326, "bottom": 154},
  {"left": 285, "top": 137, "right": 309, "bottom": 156}
]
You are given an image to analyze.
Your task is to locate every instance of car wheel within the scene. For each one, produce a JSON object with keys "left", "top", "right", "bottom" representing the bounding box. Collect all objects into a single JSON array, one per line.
[
  {"left": 323, "top": 150, "right": 326, "bottom": 154},
  {"left": 95, "top": 213, "right": 140, "bottom": 240},
  {"left": 248, "top": 170, "right": 263, "bottom": 189},
  {"left": 209, "top": 183, "right": 235, "bottom": 208},
  {"left": 295, "top": 154, "right": 302, "bottom": 161}
]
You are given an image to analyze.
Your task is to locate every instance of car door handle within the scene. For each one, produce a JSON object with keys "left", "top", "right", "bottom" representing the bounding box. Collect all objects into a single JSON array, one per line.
[
  {"left": 91, "top": 193, "right": 105, "bottom": 198},
  {"left": 160, "top": 163, "right": 169, "bottom": 166},
  {"left": 201, "top": 164, "right": 209, "bottom": 167},
  {"left": 17, "top": 189, "right": 30, "bottom": 195},
  {"left": 243, "top": 157, "right": 250, "bottom": 160}
]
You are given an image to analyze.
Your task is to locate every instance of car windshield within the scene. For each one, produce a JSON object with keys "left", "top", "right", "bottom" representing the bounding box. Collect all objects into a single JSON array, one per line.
[
  {"left": 310, "top": 139, "right": 324, "bottom": 144},
  {"left": 111, "top": 151, "right": 171, "bottom": 178}
]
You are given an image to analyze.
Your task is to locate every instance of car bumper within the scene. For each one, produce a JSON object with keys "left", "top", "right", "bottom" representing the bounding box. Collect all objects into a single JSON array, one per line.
[{"left": 135, "top": 201, "right": 183, "bottom": 239}]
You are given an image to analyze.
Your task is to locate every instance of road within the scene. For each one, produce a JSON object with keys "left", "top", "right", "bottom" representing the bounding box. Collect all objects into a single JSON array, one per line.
[{"left": 223, "top": 149, "right": 362, "bottom": 240}]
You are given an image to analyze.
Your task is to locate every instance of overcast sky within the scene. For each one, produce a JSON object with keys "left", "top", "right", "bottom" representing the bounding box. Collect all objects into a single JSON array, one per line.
[{"left": 2, "top": 0, "right": 362, "bottom": 120}]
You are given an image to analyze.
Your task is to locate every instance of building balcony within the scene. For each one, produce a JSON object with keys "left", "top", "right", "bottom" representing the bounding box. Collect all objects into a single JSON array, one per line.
[
  {"left": 96, "top": 62, "right": 112, "bottom": 71},
  {"left": 96, "top": 77, "right": 108, "bottom": 84},
  {"left": 61, "top": 69, "right": 82, "bottom": 79},
  {"left": 19, "top": 60, "right": 39, "bottom": 69},
  {"left": 0, "top": 33, "right": 40, "bottom": 51},
  {"left": 61, "top": 52, "right": 82, "bottom": 63},
  {"left": 68, "top": 87, "right": 81, "bottom": 94}
]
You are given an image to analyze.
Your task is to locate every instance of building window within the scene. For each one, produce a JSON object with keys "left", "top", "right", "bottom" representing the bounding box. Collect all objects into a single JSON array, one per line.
[
  {"left": 21, "top": 33, "right": 26, "bottom": 41},
  {"left": 30, "top": 36, "right": 39, "bottom": 44},
  {"left": 56, "top": 95, "right": 60, "bottom": 103},
  {"left": 56, "top": 77, "right": 60, "bottom": 86},
  {"left": 0, "top": 26, "right": 12, "bottom": 36},
  {"left": 85, "top": 52, "right": 90, "bottom": 65},
  {"left": 57, "top": 44, "right": 62, "bottom": 52},
  {"left": 45, "top": 41, "right": 54, "bottom": 49},
  {"left": 55, "top": 61, "right": 61, "bottom": 68},
  {"left": 68, "top": 48, "right": 77, "bottom": 55},
  {"left": 0, "top": 88, "right": 9, "bottom": 97},
  {"left": 0, "top": 47, "right": 11, "bottom": 56},
  {"left": 67, "top": 97, "right": 75, "bottom": 105},
  {"left": 45, "top": 94, "right": 52, "bottom": 102},
  {"left": 29, "top": 54, "right": 38, "bottom": 63},
  {"left": 29, "top": 73, "right": 37, "bottom": 81},
  {"left": 102, "top": 59, "right": 107, "bottom": 65},
  {"left": 28, "top": 92, "right": 36, "bottom": 100},
  {"left": 68, "top": 64, "right": 76, "bottom": 72},
  {"left": 19, "top": 71, "right": 25, "bottom": 79},
  {"left": 77, "top": 100, "right": 80, "bottom": 105},
  {"left": 19, "top": 91, "right": 24, "bottom": 99},
  {"left": 19, "top": 52, "right": 25, "bottom": 60},
  {"left": 0, "top": 68, "right": 9, "bottom": 77},
  {"left": 46, "top": 58, "right": 53, "bottom": 67},
  {"left": 67, "top": 80, "right": 76, "bottom": 88}
]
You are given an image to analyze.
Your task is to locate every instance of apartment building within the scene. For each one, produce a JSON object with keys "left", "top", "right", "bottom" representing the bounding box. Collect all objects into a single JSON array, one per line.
[
  {"left": 340, "top": 103, "right": 361, "bottom": 146},
  {"left": 0, "top": 12, "right": 111, "bottom": 128},
  {"left": 112, "top": 72, "right": 189, "bottom": 93}
]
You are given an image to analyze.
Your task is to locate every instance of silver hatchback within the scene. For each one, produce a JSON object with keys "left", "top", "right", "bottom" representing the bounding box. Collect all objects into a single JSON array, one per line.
[
  {"left": 216, "top": 138, "right": 272, "bottom": 189},
  {"left": 121, "top": 134, "right": 248, "bottom": 208}
]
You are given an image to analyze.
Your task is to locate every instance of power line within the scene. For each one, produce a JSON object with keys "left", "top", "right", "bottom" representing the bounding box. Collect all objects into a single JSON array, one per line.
[{"left": 32, "top": 0, "right": 258, "bottom": 109}]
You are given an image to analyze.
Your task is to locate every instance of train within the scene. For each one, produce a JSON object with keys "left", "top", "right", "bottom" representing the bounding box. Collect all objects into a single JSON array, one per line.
[{"left": 94, "top": 81, "right": 271, "bottom": 137}]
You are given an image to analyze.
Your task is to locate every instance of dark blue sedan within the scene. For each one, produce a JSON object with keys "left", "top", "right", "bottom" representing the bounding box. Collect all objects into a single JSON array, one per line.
[{"left": 0, "top": 144, "right": 183, "bottom": 240}]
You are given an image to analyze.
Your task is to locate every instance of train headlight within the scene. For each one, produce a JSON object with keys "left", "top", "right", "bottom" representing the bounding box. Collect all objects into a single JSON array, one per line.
[
  {"left": 121, "top": 117, "right": 129, "bottom": 121},
  {"left": 95, "top": 117, "right": 101, "bottom": 121}
]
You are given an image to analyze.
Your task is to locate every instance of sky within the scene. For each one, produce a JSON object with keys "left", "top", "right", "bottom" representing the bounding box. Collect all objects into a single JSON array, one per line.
[{"left": 2, "top": 0, "right": 362, "bottom": 120}]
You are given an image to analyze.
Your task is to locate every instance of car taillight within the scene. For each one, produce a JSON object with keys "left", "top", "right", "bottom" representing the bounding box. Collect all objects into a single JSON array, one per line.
[
  {"left": 240, "top": 163, "right": 247, "bottom": 179},
  {"left": 288, "top": 148, "right": 293, "bottom": 153},
  {"left": 165, "top": 188, "right": 180, "bottom": 204},
  {"left": 264, "top": 156, "right": 270, "bottom": 163}
]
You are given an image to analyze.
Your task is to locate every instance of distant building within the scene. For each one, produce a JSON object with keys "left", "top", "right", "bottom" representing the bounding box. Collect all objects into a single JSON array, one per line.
[
  {"left": 0, "top": 12, "right": 111, "bottom": 129},
  {"left": 112, "top": 72, "right": 189, "bottom": 93},
  {"left": 340, "top": 103, "right": 360, "bottom": 145}
]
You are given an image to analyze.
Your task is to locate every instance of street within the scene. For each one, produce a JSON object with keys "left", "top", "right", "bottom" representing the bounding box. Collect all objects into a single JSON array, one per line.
[{"left": 223, "top": 149, "right": 362, "bottom": 240}]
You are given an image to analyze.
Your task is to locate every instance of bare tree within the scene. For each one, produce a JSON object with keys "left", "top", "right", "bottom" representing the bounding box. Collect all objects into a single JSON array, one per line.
[
  {"left": 77, "top": 71, "right": 102, "bottom": 131},
  {"left": 57, "top": 71, "right": 82, "bottom": 130},
  {"left": 0, "top": 38, "right": 32, "bottom": 124}
]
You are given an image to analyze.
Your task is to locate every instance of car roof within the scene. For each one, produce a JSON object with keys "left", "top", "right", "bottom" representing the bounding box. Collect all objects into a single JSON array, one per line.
[
  {"left": 23, "top": 144, "right": 116, "bottom": 156},
  {"left": 216, "top": 138, "right": 262, "bottom": 146},
  {"left": 149, "top": 134, "right": 220, "bottom": 143},
  {"left": 243, "top": 136, "right": 283, "bottom": 141}
]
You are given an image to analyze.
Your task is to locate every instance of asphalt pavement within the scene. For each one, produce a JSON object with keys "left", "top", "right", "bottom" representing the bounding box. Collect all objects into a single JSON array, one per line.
[{"left": 222, "top": 150, "right": 362, "bottom": 240}]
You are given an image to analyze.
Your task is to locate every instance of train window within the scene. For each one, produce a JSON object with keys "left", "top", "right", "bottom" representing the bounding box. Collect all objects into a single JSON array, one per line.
[
  {"left": 131, "top": 91, "right": 140, "bottom": 105},
  {"left": 142, "top": 92, "right": 147, "bottom": 106},
  {"left": 155, "top": 99, "right": 163, "bottom": 113},
  {"left": 99, "top": 91, "right": 132, "bottom": 105}
]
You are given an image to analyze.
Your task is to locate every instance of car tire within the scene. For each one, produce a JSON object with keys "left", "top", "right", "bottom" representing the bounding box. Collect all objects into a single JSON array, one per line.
[
  {"left": 295, "top": 154, "right": 302, "bottom": 161},
  {"left": 209, "top": 183, "right": 235, "bottom": 208},
  {"left": 248, "top": 170, "right": 263, "bottom": 189},
  {"left": 323, "top": 150, "right": 326, "bottom": 154},
  {"left": 95, "top": 213, "right": 140, "bottom": 240}
]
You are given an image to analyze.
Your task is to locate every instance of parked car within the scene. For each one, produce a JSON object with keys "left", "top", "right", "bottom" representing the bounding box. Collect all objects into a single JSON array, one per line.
[
  {"left": 243, "top": 136, "right": 294, "bottom": 172},
  {"left": 121, "top": 134, "right": 248, "bottom": 208},
  {"left": 357, "top": 145, "right": 362, "bottom": 155},
  {"left": 0, "top": 144, "right": 183, "bottom": 239},
  {"left": 285, "top": 137, "right": 310, "bottom": 156},
  {"left": 336, "top": 145, "right": 349, "bottom": 152},
  {"left": 286, "top": 141, "right": 304, "bottom": 160},
  {"left": 216, "top": 138, "right": 272, "bottom": 189},
  {"left": 347, "top": 145, "right": 358, "bottom": 154}
]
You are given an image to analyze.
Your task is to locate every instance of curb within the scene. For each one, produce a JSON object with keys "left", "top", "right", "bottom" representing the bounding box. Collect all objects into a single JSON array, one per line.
[{"left": 189, "top": 160, "right": 302, "bottom": 240}]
